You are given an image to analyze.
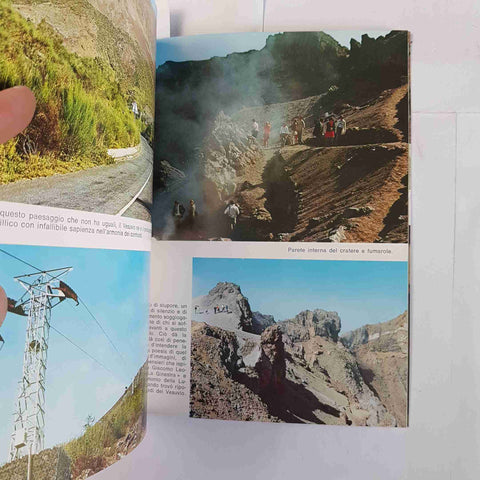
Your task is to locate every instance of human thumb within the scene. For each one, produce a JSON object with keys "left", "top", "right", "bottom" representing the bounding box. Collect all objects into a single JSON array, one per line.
[{"left": 0, "top": 86, "right": 36, "bottom": 144}]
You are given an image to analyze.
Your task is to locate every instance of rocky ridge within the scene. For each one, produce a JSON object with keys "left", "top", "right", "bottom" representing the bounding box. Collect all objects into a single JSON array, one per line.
[
  {"left": 191, "top": 282, "right": 407, "bottom": 426},
  {"left": 279, "top": 309, "right": 341, "bottom": 343},
  {"left": 341, "top": 311, "right": 409, "bottom": 426}
]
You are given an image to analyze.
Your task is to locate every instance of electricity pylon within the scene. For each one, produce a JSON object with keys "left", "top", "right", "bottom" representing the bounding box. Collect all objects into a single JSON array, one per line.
[{"left": 9, "top": 267, "right": 72, "bottom": 461}]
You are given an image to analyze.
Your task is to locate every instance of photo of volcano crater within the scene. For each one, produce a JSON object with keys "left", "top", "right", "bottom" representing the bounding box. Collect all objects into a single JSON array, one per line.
[{"left": 153, "top": 31, "right": 409, "bottom": 243}]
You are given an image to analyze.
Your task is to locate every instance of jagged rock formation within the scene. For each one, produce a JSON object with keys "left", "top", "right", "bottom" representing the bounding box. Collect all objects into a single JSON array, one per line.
[
  {"left": 341, "top": 311, "right": 408, "bottom": 349},
  {"left": 341, "top": 311, "right": 409, "bottom": 426},
  {"left": 155, "top": 160, "right": 186, "bottom": 189},
  {"left": 256, "top": 326, "right": 286, "bottom": 392},
  {"left": 324, "top": 31, "right": 409, "bottom": 110},
  {"left": 191, "top": 282, "right": 406, "bottom": 426},
  {"left": 190, "top": 322, "right": 278, "bottom": 422},
  {"left": 200, "top": 112, "right": 262, "bottom": 210},
  {"left": 279, "top": 309, "right": 341, "bottom": 343},
  {"left": 290, "top": 335, "right": 396, "bottom": 426},
  {"left": 193, "top": 282, "right": 255, "bottom": 333}
]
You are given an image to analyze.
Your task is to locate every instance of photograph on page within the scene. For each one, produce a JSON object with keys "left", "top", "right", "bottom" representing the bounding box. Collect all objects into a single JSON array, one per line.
[
  {"left": 190, "top": 257, "right": 408, "bottom": 427},
  {"left": 152, "top": 31, "right": 409, "bottom": 242},
  {"left": 0, "top": 0, "right": 156, "bottom": 220},
  {"left": 0, "top": 244, "right": 149, "bottom": 479}
]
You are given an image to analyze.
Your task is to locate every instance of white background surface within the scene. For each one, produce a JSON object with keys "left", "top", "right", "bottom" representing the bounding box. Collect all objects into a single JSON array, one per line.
[{"left": 99, "top": 0, "right": 480, "bottom": 478}]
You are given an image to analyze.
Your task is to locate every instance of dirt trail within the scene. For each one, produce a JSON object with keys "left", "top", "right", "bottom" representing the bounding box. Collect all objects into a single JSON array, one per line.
[
  {"left": 154, "top": 84, "right": 409, "bottom": 242},
  {"left": 230, "top": 85, "right": 409, "bottom": 243}
]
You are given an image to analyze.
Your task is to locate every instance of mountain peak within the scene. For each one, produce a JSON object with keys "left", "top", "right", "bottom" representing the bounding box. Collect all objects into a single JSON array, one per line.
[{"left": 279, "top": 308, "right": 341, "bottom": 343}]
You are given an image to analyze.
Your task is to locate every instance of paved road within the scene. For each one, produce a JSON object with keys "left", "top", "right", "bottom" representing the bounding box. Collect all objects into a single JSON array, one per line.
[{"left": 0, "top": 137, "right": 153, "bottom": 221}]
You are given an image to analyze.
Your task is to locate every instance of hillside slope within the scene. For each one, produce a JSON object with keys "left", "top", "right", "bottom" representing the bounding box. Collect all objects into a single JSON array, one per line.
[
  {"left": 191, "top": 282, "right": 406, "bottom": 426},
  {"left": 341, "top": 311, "right": 409, "bottom": 426},
  {"left": 0, "top": 364, "right": 147, "bottom": 480},
  {"left": 12, "top": 0, "right": 154, "bottom": 114},
  {"left": 195, "top": 85, "right": 409, "bottom": 242},
  {"left": 64, "top": 364, "right": 147, "bottom": 479}
]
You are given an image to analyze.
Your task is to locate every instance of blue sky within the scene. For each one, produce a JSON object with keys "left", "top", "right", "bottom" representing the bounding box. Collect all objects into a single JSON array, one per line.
[
  {"left": 0, "top": 245, "right": 149, "bottom": 464},
  {"left": 156, "top": 30, "right": 392, "bottom": 66},
  {"left": 193, "top": 258, "right": 408, "bottom": 332}
]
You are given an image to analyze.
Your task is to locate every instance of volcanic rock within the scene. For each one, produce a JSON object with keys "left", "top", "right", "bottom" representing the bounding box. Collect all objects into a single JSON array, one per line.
[
  {"left": 340, "top": 311, "right": 408, "bottom": 351},
  {"left": 341, "top": 311, "right": 408, "bottom": 426},
  {"left": 297, "top": 335, "right": 396, "bottom": 426},
  {"left": 190, "top": 322, "right": 276, "bottom": 421},
  {"left": 193, "top": 282, "right": 254, "bottom": 333},
  {"left": 255, "top": 326, "right": 286, "bottom": 392},
  {"left": 201, "top": 112, "right": 262, "bottom": 208},
  {"left": 343, "top": 206, "right": 374, "bottom": 218},
  {"left": 279, "top": 309, "right": 341, "bottom": 343},
  {"left": 328, "top": 225, "right": 347, "bottom": 242}
]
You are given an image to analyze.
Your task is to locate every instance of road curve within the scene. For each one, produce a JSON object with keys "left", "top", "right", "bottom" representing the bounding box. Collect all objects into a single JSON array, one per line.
[{"left": 0, "top": 136, "right": 153, "bottom": 221}]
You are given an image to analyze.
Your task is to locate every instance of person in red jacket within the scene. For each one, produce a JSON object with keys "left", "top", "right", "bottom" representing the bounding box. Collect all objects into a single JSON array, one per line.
[
  {"left": 263, "top": 121, "right": 271, "bottom": 147},
  {"left": 324, "top": 116, "right": 336, "bottom": 146}
]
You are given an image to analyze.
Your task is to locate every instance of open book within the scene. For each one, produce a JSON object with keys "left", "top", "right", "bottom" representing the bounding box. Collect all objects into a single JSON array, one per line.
[{"left": 0, "top": 1, "right": 410, "bottom": 478}]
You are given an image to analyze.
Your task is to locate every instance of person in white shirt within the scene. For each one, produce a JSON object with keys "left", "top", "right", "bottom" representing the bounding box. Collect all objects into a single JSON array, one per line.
[
  {"left": 280, "top": 123, "right": 289, "bottom": 146},
  {"left": 297, "top": 116, "right": 306, "bottom": 144},
  {"left": 335, "top": 115, "right": 347, "bottom": 144},
  {"left": 224, "top": 200, "right": 240, "bottom": 231},
  {"left": 251, "top": 119, "right": 259, "bottom": 139}
]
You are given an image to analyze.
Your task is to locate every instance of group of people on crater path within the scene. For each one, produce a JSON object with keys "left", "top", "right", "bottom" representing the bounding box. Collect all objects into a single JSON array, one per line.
[
  {"left": 251, "top": 115, "right": 312, "bottom": 148},
  {"left": 213, "top": 304, "right": 230, "bottom": 314},
  {"left": 279, "top": 116, "right": 306, "bottom": 147},
  {"left": 252, "top": 117, "right": 306, "bottom": 148},
  {"left": 313, "top": 114, "right": 347, "bottom": 145},
  {"left": 192, "top": 304, "right": 231, "bottom": 314},
  {"left": 251, "top": 113, "right": 347, "bottom": 149},
  {"left": 251, "top": 118, "right": 273, "bottom": 147},
  {"left": 172, "top": 198, "right": 241, "bottom": 238}
]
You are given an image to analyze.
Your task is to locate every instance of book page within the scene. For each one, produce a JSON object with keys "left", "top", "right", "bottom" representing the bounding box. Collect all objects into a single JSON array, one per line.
[
  {"left": 0, "top": 0, "right": 157, "bottom": 479},
  {"left": 149, "top": 31, "right": 410, "bottom": 427}
]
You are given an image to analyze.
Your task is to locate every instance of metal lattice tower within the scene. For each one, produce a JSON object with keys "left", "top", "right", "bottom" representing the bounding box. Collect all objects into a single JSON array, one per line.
[{"left": 9, "top": 267, "right": 72, "bottom": 461}]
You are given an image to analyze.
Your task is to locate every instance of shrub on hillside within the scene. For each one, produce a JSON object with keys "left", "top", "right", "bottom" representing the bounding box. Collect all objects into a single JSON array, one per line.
[{"left": 0, "top": 1, "right": 144, "bottom": 182}]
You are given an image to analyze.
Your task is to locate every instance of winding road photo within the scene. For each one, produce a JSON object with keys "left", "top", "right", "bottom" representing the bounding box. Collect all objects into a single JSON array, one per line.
[{"left": 0, "top": 137, "right": 152, "bottom": 221}]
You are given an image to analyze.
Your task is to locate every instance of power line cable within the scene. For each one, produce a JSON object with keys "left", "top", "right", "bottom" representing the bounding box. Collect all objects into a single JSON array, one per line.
[
  {"left": 78, "top": 297, "right": 129, "bottom": 367},
  {"left": 0, "top": 247, "right": 127, "bottom": 368},
  {"left": 50, "top": 325, "right": 117, "bottom": 378},
  {"left": 0, "top": 248, "right": 43, "bottom": 273}
]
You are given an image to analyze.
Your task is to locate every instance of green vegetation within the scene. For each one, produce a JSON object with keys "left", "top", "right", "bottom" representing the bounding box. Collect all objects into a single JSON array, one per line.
[
  {"left": 0, "top": 0, "right": 153, "bottom": 183},
  {"left": 64, "top": 366, "right": 146, "bottom": 478}
]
